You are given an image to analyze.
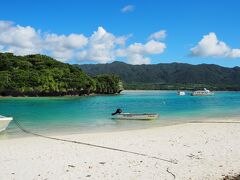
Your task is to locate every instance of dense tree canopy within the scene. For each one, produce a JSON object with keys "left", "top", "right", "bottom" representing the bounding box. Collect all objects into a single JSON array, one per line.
[
  {"left": 0, "top": 53, "right": 123, "bottom": 96},
  {"left": 95, "top": 74, "right": 123, "bottom": 94},
  {"left": 79, "top": 61, "right": 240, "bottom": 91}
]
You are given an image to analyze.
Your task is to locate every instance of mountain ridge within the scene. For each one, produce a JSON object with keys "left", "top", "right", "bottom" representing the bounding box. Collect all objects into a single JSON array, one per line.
[{"left": 77, "top": 61, "right": 240, "bottom": 90}]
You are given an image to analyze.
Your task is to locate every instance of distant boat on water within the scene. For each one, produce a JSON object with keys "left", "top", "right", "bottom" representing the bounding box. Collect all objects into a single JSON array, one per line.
[
  {"left": 111, "top": 109, "right": 159, "bottom": 120},
  {"left": 0, "top": 115, "right": 13, "bottom": 133},
  {"left": 191, "top": 88, "right": 214, "bottom": 96},
  {"left": 178, "top": 91, "right": 186, "bottom": 96}
]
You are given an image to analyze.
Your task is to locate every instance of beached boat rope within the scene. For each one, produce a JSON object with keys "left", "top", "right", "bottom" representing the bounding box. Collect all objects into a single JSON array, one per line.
[{"left": 13, "top": 119, "right": 178, "bottom": 164}]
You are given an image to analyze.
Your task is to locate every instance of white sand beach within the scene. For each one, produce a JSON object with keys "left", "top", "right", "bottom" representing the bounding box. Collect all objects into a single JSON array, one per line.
[{"left": 1, "top": 122, "right": 240, "bottom": 180}]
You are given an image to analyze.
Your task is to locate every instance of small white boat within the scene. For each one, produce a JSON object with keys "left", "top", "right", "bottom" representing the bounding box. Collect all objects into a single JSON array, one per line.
[
  {"left": 178, "top": 91, "right": 186, "bottom": 96},
  {"left": 0, "top": 115, "right": 13, "bottom": 133},
  {"left": 191, "top": 88, "right": 214, "bottom": 96},
  {"left": 111, "top": 109, "right": 159, "bottom": 120}
]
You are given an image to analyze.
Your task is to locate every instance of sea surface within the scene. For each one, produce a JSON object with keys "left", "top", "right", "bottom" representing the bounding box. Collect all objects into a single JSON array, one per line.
[{"left": 1, "top": 90, "right": 240, "bottom": 138}]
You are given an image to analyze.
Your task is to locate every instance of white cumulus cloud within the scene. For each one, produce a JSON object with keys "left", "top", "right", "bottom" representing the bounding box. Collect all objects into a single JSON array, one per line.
[
  {"left": 128, "top": 40, "right": 165, "bottom": 54},
  {"left": 148, "top": 30, "right": 166, "bottom": 40},
  {"left": 45, "top": 33, "right": 88, "bottom": 49},
  {"left": 0, "top": 20, "right": 167, "bottom": 64},
  {"left": 0, "top": 20, "right": 41, "bottom": 55},
  {"left": 117, "top": 40, "right": 166, "bottom": 64},
  {"left": 76, "top": 27, "right": 129, "bottom": 63},
  {"left": 227, "top": 49, "right": 240, "bottom": 58},
  {"left": 0, "top": 20, "right": 89, "bottom": 61},
  {"left": 121, "top": 5, "right": 135, "bottom": 13},
  {"left": 127, "top": 54, "right": 151, "bottom": 64},
  {"left": 190, "top": 32, "right": 240, "bottom": 58},
  {"left": 44, "top": 33, "right": 88, "bottom": 61}
]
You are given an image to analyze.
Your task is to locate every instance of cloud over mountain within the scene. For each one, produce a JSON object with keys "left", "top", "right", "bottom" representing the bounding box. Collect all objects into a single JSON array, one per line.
[
  {"left": 117, "top": 40, "right": 166, "bottom": 64},
  {"left": 0, "top": 20, "right": 41, "bottom": 55},
  {"left": 0, "top": 20, "right": 167, "bottom": 64},
  {"left": 190, "top": 32, "right": 240, "bottom": 58},
  {"left": 76, "top": 27, "right": 127, "bottom": 63}
]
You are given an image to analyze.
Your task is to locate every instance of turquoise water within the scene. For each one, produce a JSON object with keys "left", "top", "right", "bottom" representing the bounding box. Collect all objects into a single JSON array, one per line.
[{"left": 1, "top": 90, "right": 240, "bottom": 138}]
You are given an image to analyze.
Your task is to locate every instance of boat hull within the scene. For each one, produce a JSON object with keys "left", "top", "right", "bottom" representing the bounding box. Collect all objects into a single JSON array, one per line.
[
  {"left": 178, "top": 91, "right": 186, "bottom": 96},
  {"left": 0, "top": 117, "right": 13, "bottom": 132},
  {"left": 191, "top": 92, "right": 214, "bottom": 96},
  {"left": 191, "top": 88, "right": 214, "bottom": 96},
  {"left": 112, "top": 113, "right": 159, "bottom": 120}
]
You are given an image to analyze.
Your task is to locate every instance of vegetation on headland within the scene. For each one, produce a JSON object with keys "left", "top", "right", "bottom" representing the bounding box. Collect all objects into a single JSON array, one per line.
[
  {"left": 79, "top": 61, "right": 240, "bottom": 91},
  {"left": 0, "top": 53, "right": 123, "bottom": 96}
]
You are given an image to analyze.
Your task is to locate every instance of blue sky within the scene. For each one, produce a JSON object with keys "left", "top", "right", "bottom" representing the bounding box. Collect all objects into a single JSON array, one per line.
[{"left": 0, "top": 0, "right": 240, "bottom": 67}]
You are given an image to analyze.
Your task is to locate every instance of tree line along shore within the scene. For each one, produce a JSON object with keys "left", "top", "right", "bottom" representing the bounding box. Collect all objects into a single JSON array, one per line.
[
  {"left": 1, "top": 52, "right": 240, "bottom": 97},
  {"left": 79, "top": 61, "right": 240, "bottom": 91},
  {"left": 0, "top": 53, "right": 123, "bottom": 97}
]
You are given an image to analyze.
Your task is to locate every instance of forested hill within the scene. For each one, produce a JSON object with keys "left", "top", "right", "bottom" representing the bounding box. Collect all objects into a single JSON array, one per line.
[
  {"left": 78, "top": 61, "right": 240, "bottom": 90},
  {"left": 0, "top": 53, "right": 123, "bottom": 96}
]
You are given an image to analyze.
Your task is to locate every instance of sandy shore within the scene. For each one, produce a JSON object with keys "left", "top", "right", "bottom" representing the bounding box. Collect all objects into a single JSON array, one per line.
[{"left": 1, "top": 122, "right": 240, "bottom": 179}]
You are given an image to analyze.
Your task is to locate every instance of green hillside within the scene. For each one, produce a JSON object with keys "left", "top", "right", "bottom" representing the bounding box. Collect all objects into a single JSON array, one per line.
[
  {"left": 79, "top": 61, "right": 240, "bottom": 90},
  {"left": 0, "top": 53, "right": 123, "bottom": 96}
]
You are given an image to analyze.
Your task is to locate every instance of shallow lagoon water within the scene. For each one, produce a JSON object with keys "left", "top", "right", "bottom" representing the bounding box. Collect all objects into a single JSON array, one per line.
[{"left": 1, "top": 90, "right": 240, "bottom": 138}]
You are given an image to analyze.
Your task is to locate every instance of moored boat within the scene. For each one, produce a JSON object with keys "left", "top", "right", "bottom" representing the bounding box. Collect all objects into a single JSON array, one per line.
[
  {"left": 112, "top": 113, "right": 159, "bottom": 120},
  {"left": 191, "top": 88, "right": 214, "bottom": 96},
  {"left": 0, "top": 115, "right": 13, "bottom": 133},
  {"left": 111, "top": 109, "right": 159, "bottom": 120},
  {"left": 178, "top": 91, "right": 186, "bottom": 96}
]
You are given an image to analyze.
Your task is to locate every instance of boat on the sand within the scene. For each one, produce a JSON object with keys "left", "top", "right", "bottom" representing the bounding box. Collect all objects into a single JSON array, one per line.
[{"left": 0, "top": 115, "right": 13, "bottom": 133}]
